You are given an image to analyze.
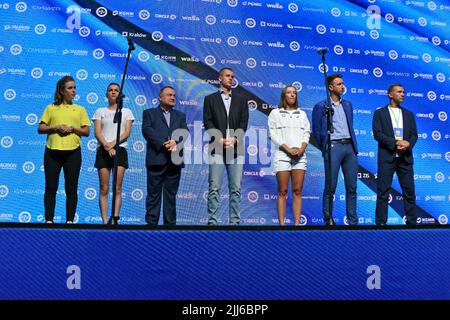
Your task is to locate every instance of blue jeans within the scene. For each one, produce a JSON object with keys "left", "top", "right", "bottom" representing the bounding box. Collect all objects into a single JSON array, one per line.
[
  {"left": 322, "top": 143, "right": 358, "bottom": 225},
  {"left": 207, "top": 154, "right": 244, "bottom": 225}
]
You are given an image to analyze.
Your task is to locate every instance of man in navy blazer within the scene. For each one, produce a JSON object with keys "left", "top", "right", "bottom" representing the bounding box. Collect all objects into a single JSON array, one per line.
[
  {"left": 142, "top": 86, "right": 188, "bottom": 225},
  {"left": 312, "top": 74, "right": 358, "bottom": 226},
  {"left": 203, "top": 67, "right": 249, "bottom": 225},
  {"left": 373, "top": 83, "right": 418, "bottom": 225}
]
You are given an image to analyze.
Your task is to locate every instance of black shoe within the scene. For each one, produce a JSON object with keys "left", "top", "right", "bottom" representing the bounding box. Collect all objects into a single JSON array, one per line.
[{"left": 108, "top": 216, "right": 120, "bottom": 225}]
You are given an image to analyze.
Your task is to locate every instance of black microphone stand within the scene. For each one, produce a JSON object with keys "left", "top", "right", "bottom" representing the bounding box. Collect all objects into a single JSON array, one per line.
[
  {"left": 109, "top": 37, "right": 135, "bottom": 225},
  {"left": 318, "top": 49, "right": 335, "bottom": 226}
]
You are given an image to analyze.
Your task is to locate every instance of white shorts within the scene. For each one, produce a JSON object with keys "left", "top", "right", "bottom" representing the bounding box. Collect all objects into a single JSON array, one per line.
[{"left": 273, "top": 157, "right": 307, "bottom": 172}]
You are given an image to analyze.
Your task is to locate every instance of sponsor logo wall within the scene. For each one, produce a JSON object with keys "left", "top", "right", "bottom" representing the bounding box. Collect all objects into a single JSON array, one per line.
[{"left": 0, "top": 0, "right": 448, "bottom": 225}]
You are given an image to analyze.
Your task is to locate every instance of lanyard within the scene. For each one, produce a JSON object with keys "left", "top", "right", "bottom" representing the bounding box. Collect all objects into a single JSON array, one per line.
[{"left": 388, "top": 106, "right": 401, "bottom": 128}]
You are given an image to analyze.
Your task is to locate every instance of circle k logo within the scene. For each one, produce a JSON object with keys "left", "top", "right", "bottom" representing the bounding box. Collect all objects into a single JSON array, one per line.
[
  {"left": 151, "top": 73, "right": 163, "bottom": 84},
  {"left": 85, "top": 188, "right": 97, "bottom": 200},
  {"left": 25, "top": 113, "right": 38, "bottom": 125},
  {"left": 22, "top": 161, "right": 35, "bottom": 174},
  {"left": 19, "top": 211, "right": 32, "bottom": 223},
  {"left": 34, "top": 24, "right": 46, "bottom": 35},
  {"left": 290, "top": 41, "right": 300, "bottom": 52},
  {"left": 4, "top": 89, "right": 17, "bottom": 101},
  {"left": 131, "top": 189, "right": 144, "bottom": 201},
  {"left": 31, "top": 67, "right": 43, "bottom": 79},
  {"left": 206, "top": 15, "right": 217, "bottom": 25},
  {"left": 96, "top": 6, "right": 108, "bottom": 17},
  {"left": 0, "top": 185, "right": 8, "bottom": 198},
  {"left": 334, "top": 45, "right": 344, "bottom": 55},
  {"left": 246, "top": 58, "right": 257, "bottom": 68},
  {"left": 139, "top": 10, "right": 150, "bottom": 20},
  {"left": 245, "top": 18, "right": 256, "bottom": 28},
  {"left": 152, "top": 31, "right": 163, "bottom": 42},
  {"left": 93, "top": 48, "right": 104, "bottom": 59},
  {"left": 79, "top": 26, "right": 91, "bottom": 37},
  {"left": 1, "top": 136, "right": 13, "bottom": 148},
  {"left": 288, "top": 3, "right": 299, "bottom": 13},
  {"left": 10, "top": 44, "right": 22, "bottom": 55}
]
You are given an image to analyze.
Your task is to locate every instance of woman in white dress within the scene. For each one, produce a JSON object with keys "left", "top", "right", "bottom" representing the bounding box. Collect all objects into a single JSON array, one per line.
[{"left": 268, "top": 86, "right": 310, "bottom": 225}]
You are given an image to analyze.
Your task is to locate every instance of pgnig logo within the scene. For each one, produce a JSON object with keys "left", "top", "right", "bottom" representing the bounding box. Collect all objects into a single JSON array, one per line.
[
  {"left": 151, "top": 73, "right": 163, "bottom": 84},
  {"left": 4, "top": 89, "right": 16, "bottom": 101},
  {"left": 93, "top": 48, "right": 105, "bottom": 59},
  {"left": 139, "top": 10, "right": 150, "bottom": 20},
  {"left": 247, "top": 191, "right": 259, "bottom": 203},
  {"left": 22, "top": 161, "right": 35, "bottom": 174},
  {"left": 133, "top": 141, "right": 145, "bottom": 153},
  {"left": 1, "top": 136, "right": 13, "bottom": 148},
  {"left": 26, "top": 113, "right": 38, "bottom": 125},
  {"left": 152, "top": 31, "right": 163, "bottom": 42},
  {"left": 19, "top": 211, "right": 32, "bottom": 223},
  {"left": 85, "top": 188, "right": 97, "bottom": 200},
  {"left": 246, "top": 58, "right": 257, "bottom": 68},
  {"left": 135, "top": 95, "right": 147, "bottom": 106},
  {"left": 438, "top": 214, "right": 448, "bottom": 225},
  {"left": 0, "top": 185, "right": 8, "bottom": 198},
  {"left": 435, "top": 171, "right": 445, "bottom": 183},
  {"left": 131, "top": 189, "right": 144, "bottom": 201},
  {"left": 288, "top": 3, "right": 299, "bottom": 13},
  {"left": 31, "top": 67, "right": 43, "bottom": 79}
]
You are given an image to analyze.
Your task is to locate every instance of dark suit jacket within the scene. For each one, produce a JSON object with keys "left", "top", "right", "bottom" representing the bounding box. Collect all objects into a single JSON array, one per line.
[
  {"left": 203, "top": 91, "right": 249, "bottom": 157},
  {"left": 312, "top": 99, "right": 358, "bottom": 156},
  {"left": 372, "top": 105, "right": 417, "bottom": 164},
  {"left": 142, "top": 106, "right": 188, "bottom": 167}
]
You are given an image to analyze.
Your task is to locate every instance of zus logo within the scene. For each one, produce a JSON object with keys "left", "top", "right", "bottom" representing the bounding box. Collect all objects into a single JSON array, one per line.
[
  {"left": 422, "top": 53, "right": 432, "bottom": 63},
  {"left": 15, "top": 2, "right": 27, "bottom": 12},
  {"left": 316, "top": 24, "right": 327, "bottom": 34},
  {"left": 435, "top": 172, "right": 444, "bottom": 183},
  {"left": 247, "top": 100, "right": 258, "bottom": 111},
  {"left": 432, "top": 130, "right": 441, "bottom": 141},
  {"left": 227, "top": 0, "right": 238, "bottom": 7},
  {"left": 373, "top": 67, "right": 383, "bottom": 78},
  {"left": 432, "top": 36, "right": 441, "bottom": 46},
  {"left": 427, "top": 91, "right": 437, "bottom": 101},
  {"left": 385, "top": 13, "right": 394, "bottom": 23},
  {"left": 0, "top": 185, "right": 8, "bottom": 198},
  {"left": 318, "top": 63, "right": 328, "bottom": 73},
  {"left": 19, "top": 211, "right": 32, "bottom": 223},
  {"left": 436, "top": 73, "right": 446, "bottom": 83},
  {"left": 300, "top": 215, "right": 307, "bottom": 226},
  {"left": 247, "top": 191, "right": 259, "bottom": 203},
  {"left": 331, "top": 8, "right": 341, "bottom": 17},
  {"left": 366, "top": 5, "right": 381, "bottom": 29},
  {"left": 438, "top": 111, "right": 447, "bottom": 121},
  {"left": 76, "top": 69, "right": 88, "bottom": 80},
  {"left": 370, "top": 30, "right": 379, "bottom": 39},
  {"left": 388, "top": 50, "right": 398, "bottom": 60},
  {"left": 418, "top": 17, "right": 427, "bottom": 27}
]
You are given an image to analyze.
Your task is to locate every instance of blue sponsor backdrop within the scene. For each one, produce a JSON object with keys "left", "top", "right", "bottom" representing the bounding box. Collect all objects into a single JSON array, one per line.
[{"left": 0, "top": 0, "right": 449, "bottom": 225}]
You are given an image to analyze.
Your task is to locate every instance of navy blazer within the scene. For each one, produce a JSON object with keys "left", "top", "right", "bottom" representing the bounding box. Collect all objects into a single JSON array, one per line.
[
  {"left": 203, "top": 91, "right": 249, "bottom": 156},
  {"left": 312, "top": 99, "right": 358, "bottom": 156},
  {"left": 142, "top": 106, "right": 188, "bottom": 167},
  {"left": 372, "top": 105, "right": 417, "bottom": 164}
]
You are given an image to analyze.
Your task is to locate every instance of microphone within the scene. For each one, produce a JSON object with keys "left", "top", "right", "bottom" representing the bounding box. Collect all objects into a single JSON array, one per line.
[
  {"left": 317, "top": 48, "right": 328, "bottom": 55},
  {"left": 127, "top": 36, "right": 135, "bottom": 51}
]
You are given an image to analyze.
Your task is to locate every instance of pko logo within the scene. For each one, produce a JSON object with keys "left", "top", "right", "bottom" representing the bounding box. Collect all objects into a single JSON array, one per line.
[
  {"left": 334, "top": 45, "right": 344, "bottom": 55},
  {"left": 427, "top": 91, "right": 437, "bottom": 101},
  {"left": 133, "top": 141, "right": 145, "bottom": 153},
  {"left": 290, "top": 41, "right": 300, "bottom": 52},
  {"left": 4, "top": 89, "right": 17, "bottom": 101},
  {"left": 135, "top": 95, "right": 147, "bottom": 106},
  {"left": 87, "top": 93, "right": 99, "bottom": 104},
  {"left": 438, "top": 111, "right": 448, "bottom": 121},
  {"left": 288, "top": 3, "right": 298, "bottom": 13},
  {"left": 292, "top": 81, "right": 303, "bottom": 92},
  {"left": 373, "top": 67, "right": 383, "bottom": 78},
  {"left": 0, "top": 185, "right": 8, "bottom": 198},
  {"left": 96, "top": 6, "right": 108, "bottom": 17},
  {"left": 151, "top": 73, "right": 163, "bottom": 84},
  {"left": 227, "top": 0, "right": 238, "bottom": 7},
  {"left": 138, "top": 51, "right": 150, "bottom": 62},
  {"left": 152, "top": 31, "right": 163, "bottom": 42},
  {"left": 422, "top": 53, "right": 432, "bottom": 63},
  {"left": 436, "top": 73, "right": 446, "bottom": 83},
  {"left": 139, "top": 10, "right": 150, "bottom": 20},
  {"left": 35, "top": 24, "right": 46, "bottom": 35},
  {"left": 1, "top": 136, "right": 13, "bottom": 148},
  {"left": 131, "top": 189, "right": 144, "bottom": 201},
  {"left": 22, "top": 161, "right": 35, "bottom": 174},
  {"left": 245, "top": 18, "right": 256, "bottom": 28},
  {"left": 205, "top": 55, "right": 216, "bottom": 66},
  {"left": 79, "top": 26, "right": 90, "bottom": 37},
  {"left": 316, "top": 24, "right": 327, "bottom": 34},
  {"left": 206, "top": 15, "right": 217, "bottom": 25},
  {"left": 435, "top": 171, "right": 445, "bottom": 183},
  {"left": 247, "top": 191, "right": 259, "bottom": 203},
  {"left": 389, "top": 50, "right": 398, "bottom": 60},
  {"left": 10, "top": 44, "right": 22, "bottom": 55},
  {"left": 246, "top": 58, "right": 257, "bottom": 68},
  {"left": 93, "top": 48, "right": 104, "bottom": 59},
  {"left": 84, "top": 188, "right": 97, "bottom": 200},
  {"left": 19, "top": 211, "right": 32, "bottom": 223},
  {"left": 87, "top": 139, "right": 97, "bottom": 151},
  {"left": 438, "top": 214, "right": 448, "bottom": 225},
  {"left": 227, "top": 36, "right": 238, "bottom": 47},
  {"left": 432, "top": 130, "right": 441, "bottom": 141},
  {"left": 25, "top": 113, "right": 38, "bottom": 125},
  {"left": 15, "top": 2, "right": 27, "bottom": 12},
  {"left": 31, "top": 67, "right": 43, "bottom": 79},
  {"left": 76, "top": 69, "right": 88, "bottom": 81}
]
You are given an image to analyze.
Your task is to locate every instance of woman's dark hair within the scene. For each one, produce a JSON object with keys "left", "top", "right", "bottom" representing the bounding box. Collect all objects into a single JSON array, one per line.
[
  {"left": 106, "top": 82, "right": 121, "bottom": 94},
  {"left": 54, "top": 75, "right": 75, "bottom": 105},
  {"left": 278, "top": 85, "right": 298, "bottom": 109}
]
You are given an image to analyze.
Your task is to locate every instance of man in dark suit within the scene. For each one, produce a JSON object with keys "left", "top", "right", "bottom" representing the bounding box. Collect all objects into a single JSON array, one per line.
[
  {"left": 312, "top": 74, "right": 359, "bottom": 226},
  {"left": 203, "top": 67, "right": 249, "bottom": 225},
  {"left": 142, "top": 86, "right": 188, "bottom": 225},
  {"left": 373, "top": 83, "right": 418, "bottom": 226}
]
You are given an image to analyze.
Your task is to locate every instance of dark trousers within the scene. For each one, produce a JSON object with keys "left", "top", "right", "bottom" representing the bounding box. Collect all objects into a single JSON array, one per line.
[
  {"left": 375, "top": 157, "right": 416, "bottom": 225},
  {"left": 44, "top": 147, "right": 81, "bottom": 222},
  {"left": 145, "top": 164, "right": 181, "bottom": 225}
]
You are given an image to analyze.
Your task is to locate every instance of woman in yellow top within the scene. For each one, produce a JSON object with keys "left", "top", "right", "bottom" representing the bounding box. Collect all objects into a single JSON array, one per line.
[{"left": 38, "top": 75, "right": 90, "bottom": 224}]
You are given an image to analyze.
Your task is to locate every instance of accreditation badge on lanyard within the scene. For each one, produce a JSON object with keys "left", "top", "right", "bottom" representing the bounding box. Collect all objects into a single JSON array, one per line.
[{"left": 393, "top": 127, "right": 403, "bottom": 141}]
